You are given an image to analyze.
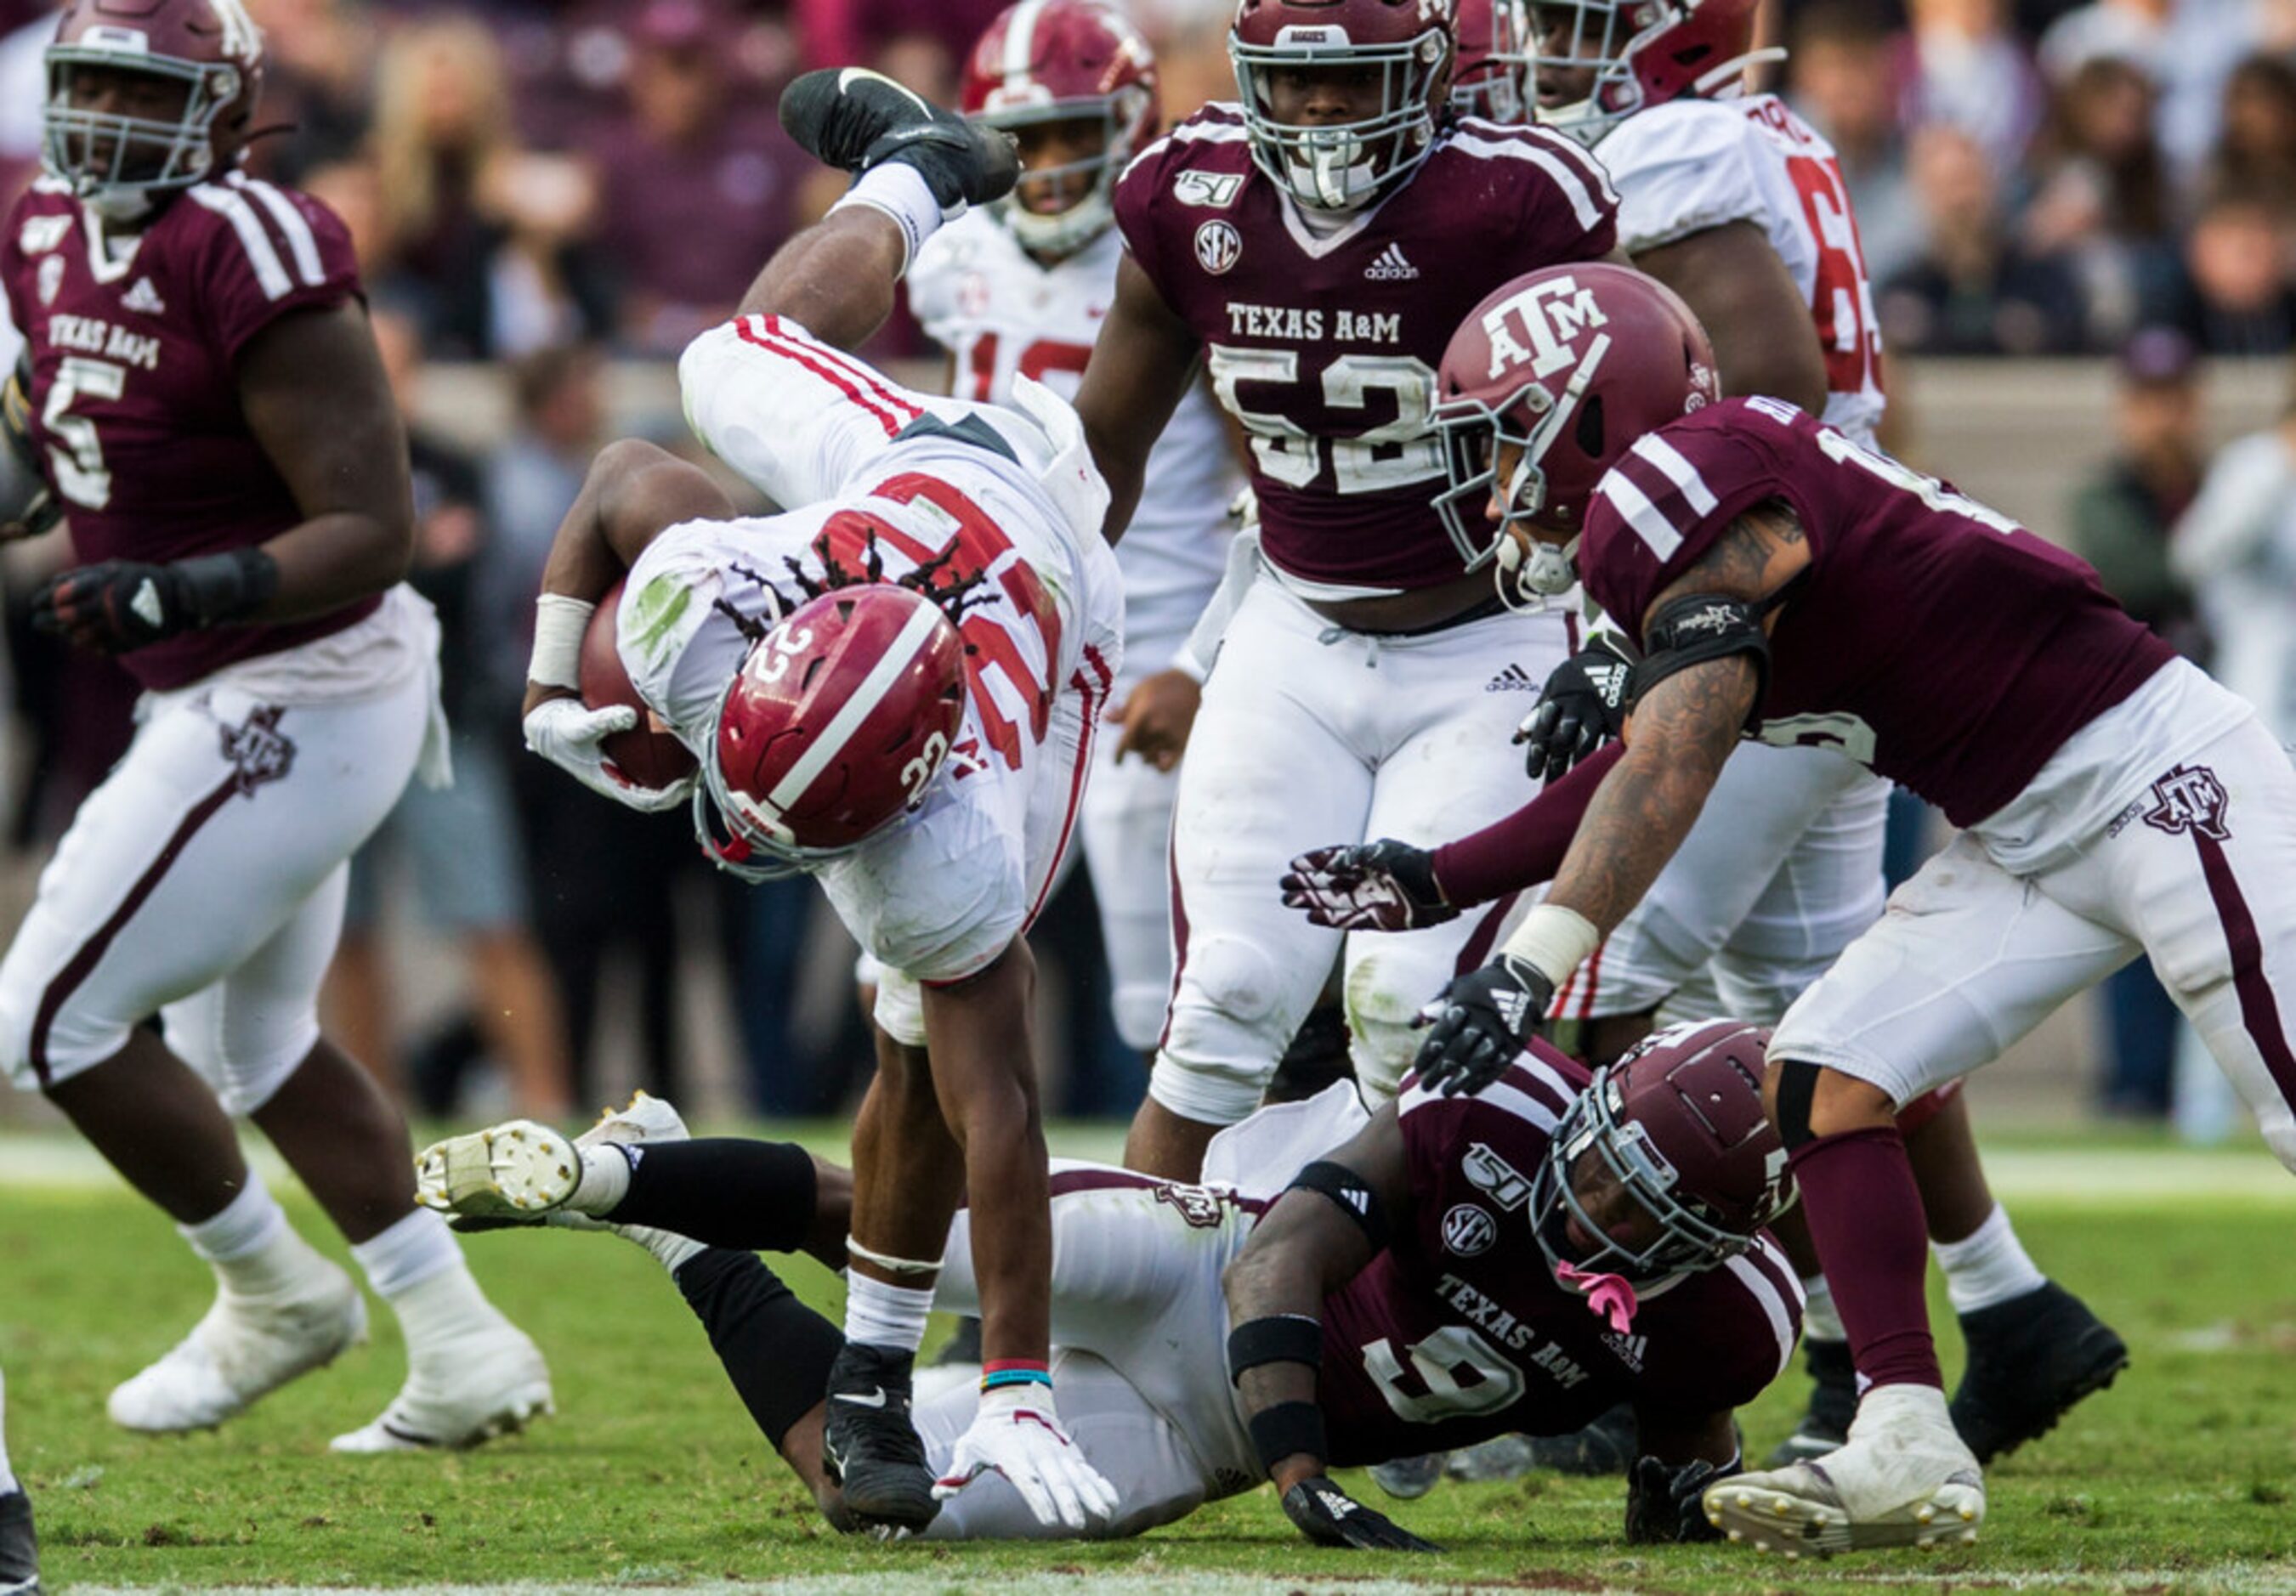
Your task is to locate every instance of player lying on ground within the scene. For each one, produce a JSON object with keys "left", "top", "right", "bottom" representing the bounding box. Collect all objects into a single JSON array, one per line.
[
  {"left": 1291, "top": 262, "right": 2296, "bottom": 1554},
  {"left": 515, "top": 69, "right": 1128, "bottom": 1536},
  {"left": 416, "top": 1021, "right": 1802, "bottom": 1547}
]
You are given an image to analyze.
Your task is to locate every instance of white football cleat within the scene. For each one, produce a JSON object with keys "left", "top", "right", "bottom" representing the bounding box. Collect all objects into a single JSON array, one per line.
[
  {"left": 328, "top": 1321, "right": 553, "bottom": 1453},
  {"left": 1706, "top": 1384, "right": 1985, "bottom": 1556},
  {"left": 574, "top": 1089, "right": 689, "bottom": 1154},
  {"left": 108, "top": 1263, "right": 367, "bottom": 1434},
  {"left": 416, "top": 1119, "right": 581, "bottom": 1222}
]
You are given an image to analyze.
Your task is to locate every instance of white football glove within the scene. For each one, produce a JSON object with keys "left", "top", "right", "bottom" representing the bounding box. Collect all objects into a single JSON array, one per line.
[
  {"left": 932, "top": 1385, "right": 1119, "bottom": 1531},
  {"left": 521, "top": 696, "right": 694, "bottom": 813}
]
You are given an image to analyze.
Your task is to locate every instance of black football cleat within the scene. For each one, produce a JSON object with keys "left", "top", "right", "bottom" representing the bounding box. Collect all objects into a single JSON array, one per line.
[
  {"left": 1951, "top": 1281, "right": 2129, "bottom": 1463},
  {"left": 822, "top": 1342, "right": 938, "bottom": 1534},
  {"left": 0, "top": 1487, "right": 38, "bottom": 1596},
  {"left": 1766, "top": 1336, "right": 1859, "bottom": 1465},
  {"left": 779, "top": 67, "right": 1018, "bottom": 211}
]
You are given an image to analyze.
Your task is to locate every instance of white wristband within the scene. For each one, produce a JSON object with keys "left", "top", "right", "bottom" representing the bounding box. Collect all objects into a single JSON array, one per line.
[
  {"left": 1499, "top": 903, "right": 1602, "bottom": 985},
  {"left": 828, "top": 161, "right": 949, "bottom": 275},
  {"left": 530, "top": 593, "right": 596, "bottom": 693}
]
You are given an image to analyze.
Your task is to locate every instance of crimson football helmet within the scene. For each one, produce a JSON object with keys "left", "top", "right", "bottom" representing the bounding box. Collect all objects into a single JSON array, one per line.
[
  {"left": 1533, "top": 1019, "right": 1793, "bottom": 1289},
  {"left": 1522, "top": 0, "right": 1779, "bottom": 147},
  {"left": 1451, "top": 0, "right": 1529, "bottom": 123},
  {"left": 697, "top": 585, "right": 967, "bottom": 880},
  {"left": 1431, "top": 262, "right": 1718, "bottom": 603},
  {"left": 43, "top": 0, "right": 267, "bottom": 222},
  {"left": 1229, "top": 0, "right": 1457, "bottom": 212},
  {"left": 961, "top": 0, "right": 1159, "bottom": 258}
]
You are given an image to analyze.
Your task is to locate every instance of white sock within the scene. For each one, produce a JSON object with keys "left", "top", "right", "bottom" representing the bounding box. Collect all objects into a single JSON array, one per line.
[
  {"left": 179, "top": 1176, "right": 330, "bottom": 1299},
  {"left": 349, "top": 1208, "right": 461, "bottom": 1299},
  {"left": 1800, "top": 1274, "right": 1846, "bottom": 1344},
  {"left": 828, "top": 161, "right": 947, "bottom": 274},
  {"left": 842, "top": 1271, "right": 934, "bottom": 1352},
  {"left": 1931, "top": 1203, "right": 2047, "bottom": 1315},
  {"left": 608, "top": 1221, "right": 702, "bottom": 1276},
  {"left": 0, "top": 1367, "right": 16, "bottom": 1497},
  {"left": 570, "top": 1146, "right": 632, "bottom": 1216}
]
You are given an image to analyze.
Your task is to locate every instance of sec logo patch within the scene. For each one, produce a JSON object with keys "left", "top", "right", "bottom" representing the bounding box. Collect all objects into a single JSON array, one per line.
[
  {"left": 1443, "top": 1203, "right": 1496, "bottom": 1257},
  {"left": 1194, "top": 219, "right": 1241, "bottom": 275}
]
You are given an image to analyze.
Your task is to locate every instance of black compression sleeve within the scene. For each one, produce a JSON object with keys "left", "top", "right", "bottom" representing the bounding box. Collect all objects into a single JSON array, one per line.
[
  {"left": 675, "top": 1248, "right": 844, "bottom": 1453},
  {"left": 609, "top": 1139, "right": 819, "bottom": 1253}
]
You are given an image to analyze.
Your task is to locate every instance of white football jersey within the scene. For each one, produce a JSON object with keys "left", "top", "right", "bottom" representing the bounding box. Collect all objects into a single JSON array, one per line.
[
  {"left": 1596, "top": 93, "right": 1887, "bottom": 447},
  {"left": 910, "top": 212, "right": 1239, "bottom": 672},
  {"left": 620, "top": 434, "right": 1122, "bottom": 987}
]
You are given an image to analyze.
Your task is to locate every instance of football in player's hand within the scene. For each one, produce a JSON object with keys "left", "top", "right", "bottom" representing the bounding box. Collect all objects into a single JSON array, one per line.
[{"left": 581, "top": 580, "right": 699, "bottom": 791}]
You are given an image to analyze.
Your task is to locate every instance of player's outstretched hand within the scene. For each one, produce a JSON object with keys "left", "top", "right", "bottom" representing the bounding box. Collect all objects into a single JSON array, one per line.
[
  {"left": 932, "top": 1389, "right": 1119, "bottom": 1531},
  {"left": 1107, "top": 667, "right": 1201, "bottom": 771},
  {"left": 1280, "top": 1475, "right": 1441, "bottom": 1552},
  {"left": 522, "top": 696, "right": 694, "bottom": 813},
  {"left": 1624, "top": 1454, "right": 1731, "bottom": 1544},
  {"left": 1282, "top": 840, "right": 1457, "bottom": 933},
  {"left": 1516, "top": 638, "right": 1634, "bottom": 783},
  {"left": 1412, "top": 955, "right": 1553, "bottom": 1095}
]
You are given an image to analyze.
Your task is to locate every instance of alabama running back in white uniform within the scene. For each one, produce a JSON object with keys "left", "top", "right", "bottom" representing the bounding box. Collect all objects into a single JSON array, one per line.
[{"left": 910, "top": 0, "right": 1242, "bottom": 1052}]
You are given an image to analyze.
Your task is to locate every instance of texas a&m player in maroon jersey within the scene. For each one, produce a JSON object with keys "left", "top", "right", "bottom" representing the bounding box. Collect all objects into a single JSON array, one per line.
[
  {"left": 1374, "top": 263, "right": 2296, "bottom": 1551},
  {"left": 0, "top": 0, "right": 547, "bottom": 1451},
  {"left": 1066, "top": 0, "right": 1625, "bottom": 1182},
  {"left": 413, "top": 1020, "right": 1800, "bottom": 1548}
]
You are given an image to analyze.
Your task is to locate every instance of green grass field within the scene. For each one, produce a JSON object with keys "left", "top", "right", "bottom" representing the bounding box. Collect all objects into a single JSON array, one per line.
[{"left": 3, "top": 1125, "right": 2293, "bottom": 1594}]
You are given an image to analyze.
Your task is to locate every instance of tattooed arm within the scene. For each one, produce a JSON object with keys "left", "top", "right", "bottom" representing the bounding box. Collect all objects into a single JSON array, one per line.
[
  {"left": 1541, "top": 501, "right": 1808, "bottom": 931},
  {"left": 1405, "top": 505, "right": 1811, "bottom": 1094}
]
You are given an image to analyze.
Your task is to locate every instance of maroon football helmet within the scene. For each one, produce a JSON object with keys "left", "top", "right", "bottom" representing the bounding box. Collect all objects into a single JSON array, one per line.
[
  {"left": 961, "top": 0, "right": 1159, "bottom": 258},
  {"left": 1431, "top": 261, "right": 1718, "bottom": 602},
  {"left": 1229, "top": 0, "right": 1457, "bottom": 212},
  {"left": 1533, "top": 1018, "right": 1792, "bottom": 1288},
  {"left": 43, "top": 0, "right": 267, "bottom": 221},
  {"left": 699, "top": 585, "right": 967, "bottom": 876},
  {"left": 1451, "top": 0, "right": 1528, "bottom": 122},
  {"left": 1524, "top": 0, "right": 1777, "bottom": 147}
]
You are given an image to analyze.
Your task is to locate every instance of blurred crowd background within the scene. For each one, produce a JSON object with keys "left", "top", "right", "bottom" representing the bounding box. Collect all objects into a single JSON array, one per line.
[{"left": 0, "top": 0, "right": 2292, "bottom": 1133}]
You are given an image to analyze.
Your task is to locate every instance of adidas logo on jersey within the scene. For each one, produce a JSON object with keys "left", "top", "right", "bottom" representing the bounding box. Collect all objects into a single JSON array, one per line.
[
  {"left": 1485, "top": 663, "right": 1538, "bottom": 692},
  {"left": 121, "top": 276, "right": 167, "bottom": 315},
  {"left": 1363, "top": 243, "right": 1419, "bottom": 281}
]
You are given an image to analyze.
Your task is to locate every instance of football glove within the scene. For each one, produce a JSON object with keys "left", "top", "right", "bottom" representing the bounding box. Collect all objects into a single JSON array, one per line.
[
  {"left": 2, "top": 355, "right": 60, "bottom": 541},
  {"left": 1412, "top": 954, "right": 1553, "bottom": 1095},
  {"left": 1279, "top": 1475, "right": 1441, "bottom": 1552},
  {"left": 521, "top": 696, "right": 694, "bottom": 813},
  {"left": 31, "top": 549, "right": 276, "bottom": 654},
  {"left": 1624, "top": 1454, "right": 1733, "bottom": 1544},
  {"left": 1280, "top": 840, "right": 1457, "bottom": 933},
  {"left": 931, "top": 1385, "right": 1119, "bottom": 1531},
  {"left": 1516, "top": 636, "right": 1634, "bottom": 784}
]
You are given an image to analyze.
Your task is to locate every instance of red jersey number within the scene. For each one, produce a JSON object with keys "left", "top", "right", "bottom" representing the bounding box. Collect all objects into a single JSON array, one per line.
[
  {"left": 963, "top": 332, "right": 1095, "bottom": 404},
  {"left": 811, "top": 473, "right": 1063, "bottom": 773},
  {"left": 1783, "top": 155, "right": 1880, "bottom": 399}
]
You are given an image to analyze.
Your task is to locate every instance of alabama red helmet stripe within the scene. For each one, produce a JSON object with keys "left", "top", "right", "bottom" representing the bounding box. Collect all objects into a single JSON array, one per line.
[{"left": 765, "top": 601, "right": 951, "bottom": 814}]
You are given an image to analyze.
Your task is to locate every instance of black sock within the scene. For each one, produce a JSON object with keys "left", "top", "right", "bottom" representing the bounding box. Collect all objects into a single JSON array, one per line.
[
  {"left": 675, "top": 1247, "right": 845, "bottom": 1453},
  {"left": 611, "top": 1138, "right": 819, "bottom": 1252}
]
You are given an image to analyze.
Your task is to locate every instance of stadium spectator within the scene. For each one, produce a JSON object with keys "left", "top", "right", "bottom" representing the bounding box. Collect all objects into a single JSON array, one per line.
[
  {"left": 2169, "top": 185, "right": 2296, "bottom": 354},
  {"left": 366, "top": 15, "right": 615, "bottom": 357},
  {"left": 483, "top": 347, "right": 711, "bottom": 1108},
  {"left": 2063, "top": 329, "right": 2209, "bottom": 1119},
  {"left": 241, "top": 0, "right": 372, "bottom": 184},
  {"left": 795, "top": 0, "right": 1006, "bottom": 99},
  {"left": 2021, "top": 56, "right": 2185, "bottom": 343},
  {"left": 2203, "top": 53, "right": 2296, "bottom": 210},
  {"left": 1786, "top": 3, "right": 1925, "bottom": 289},
  {"left": 2036, "top": 0, "right": 2272, "bottom": 177},
  {"left": 1891, "top": 0, "right": 2047, "bottom": 174},
  {"left": 326, "top": 305, "right": 574, "bottom": 1121},
  {"left": 581, "top": 0, "right": 807, "bottom": 357},
  {"left": 1880, "top": 124, "right": 2087, "bottom": 354}
]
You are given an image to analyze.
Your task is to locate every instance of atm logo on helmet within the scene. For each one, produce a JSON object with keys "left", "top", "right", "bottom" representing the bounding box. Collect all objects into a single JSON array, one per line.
[{"left": 1482, "top": 276, "right": 1609, "bottom": 382}]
